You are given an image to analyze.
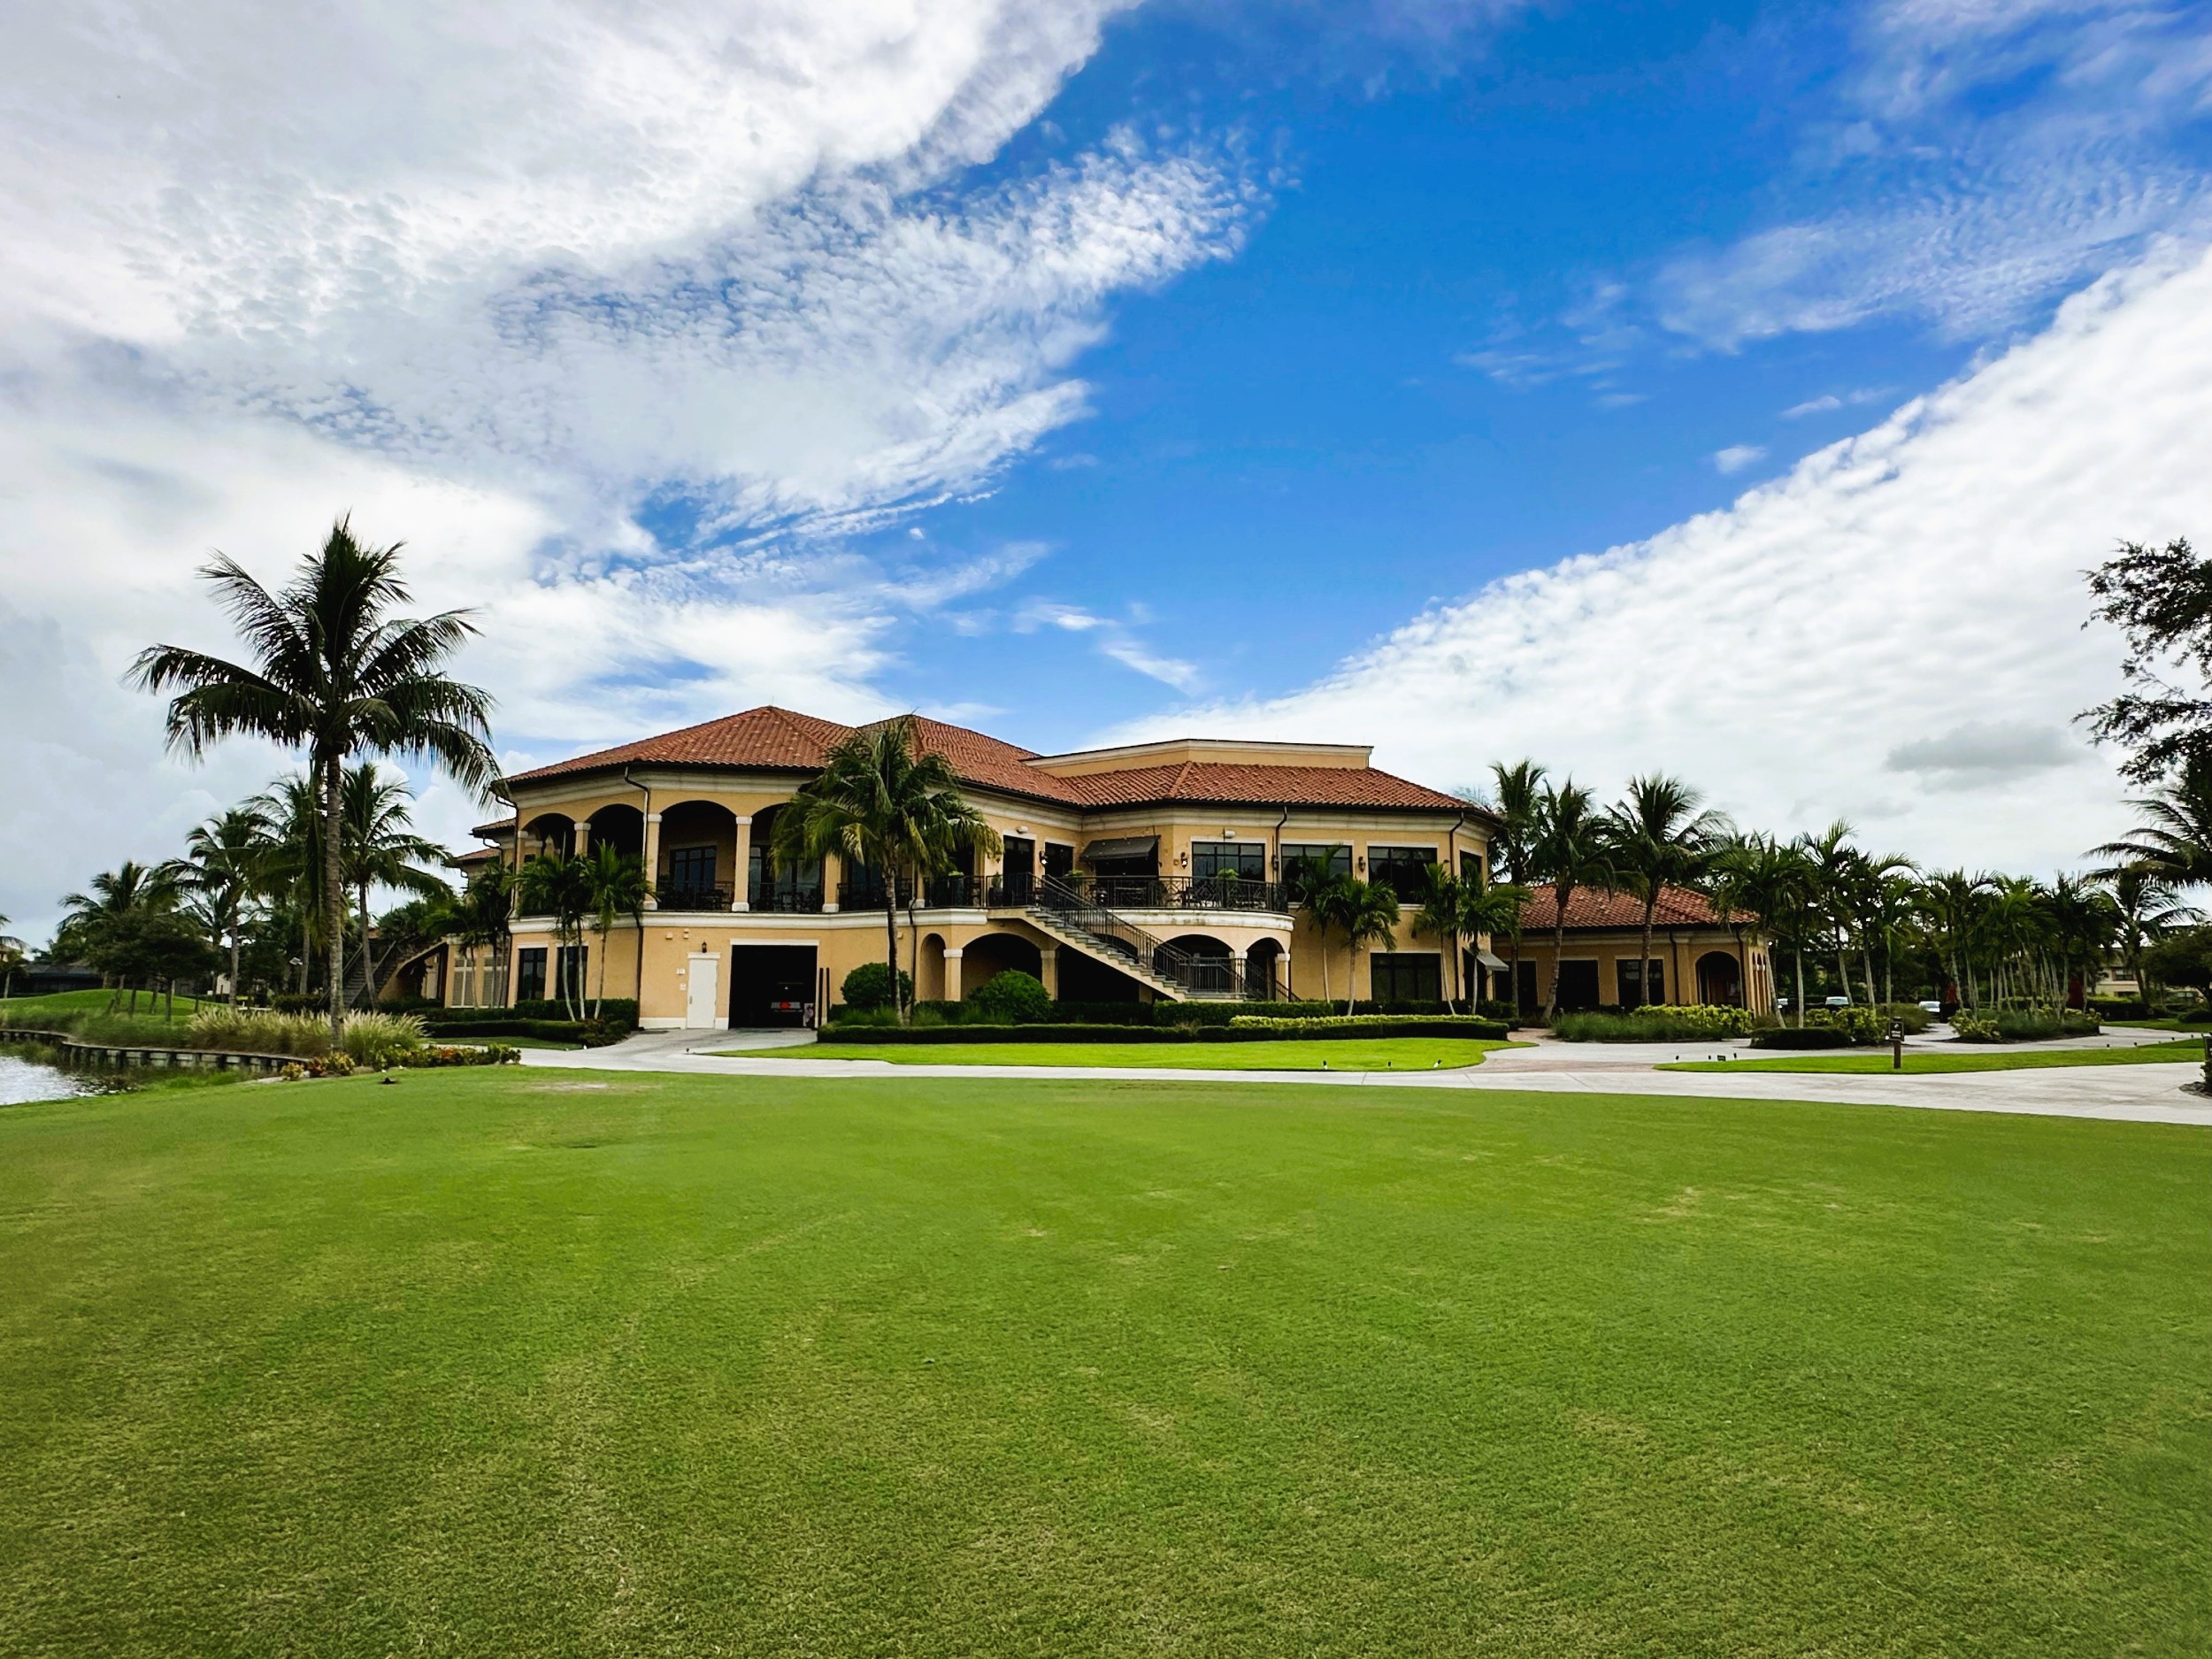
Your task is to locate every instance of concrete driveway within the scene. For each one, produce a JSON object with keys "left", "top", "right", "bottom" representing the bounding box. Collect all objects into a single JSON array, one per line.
[{"left": 520, "top": 1023, "right": 2212, "bottom": 1128}]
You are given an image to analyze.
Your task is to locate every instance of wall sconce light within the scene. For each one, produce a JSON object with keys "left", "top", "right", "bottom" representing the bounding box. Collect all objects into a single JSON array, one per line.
[
  {"left": 1177, "top": 849, "right": 1189, "bottom": 868},
  {"left": 1356, "top": 856, "right": 1365, "bottom": 872}
]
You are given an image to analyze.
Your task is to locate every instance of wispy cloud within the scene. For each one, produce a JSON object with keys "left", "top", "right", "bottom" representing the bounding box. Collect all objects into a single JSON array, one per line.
[
  {"left": 1712, "top": 443, "right": 1767, "bottom": 475},
  {"left": 1102, "top": 244, "right": 2212, "bottom": 870}
]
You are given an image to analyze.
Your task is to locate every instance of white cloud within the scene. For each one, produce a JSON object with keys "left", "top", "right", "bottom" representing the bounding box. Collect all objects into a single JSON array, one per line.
[
  {"left": 1712, "top": 443, "right": 1767, "bottom": 475},
  {"left": 0, "top": 1, "right": 1261, "bottom": 936},
  {"left": 1102, "top": 242, "right": 2212, "bottom": 872}
]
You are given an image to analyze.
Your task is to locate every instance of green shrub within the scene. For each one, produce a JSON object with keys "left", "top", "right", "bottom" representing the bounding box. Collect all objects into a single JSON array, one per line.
[
  {"left": 1553, "top": 1005, "right": 1752, "bottom": 1042},
  {"left": 967, "top": 971, "right": 1052, "bottom": 1024},
  {"left": 2086, "top": 995, "right": 2151, "bottom": 1020},
  {"left": 403, "top": 1042, "right": 520, "bottom": 1067},
  {"left": 185, "top": 1007, "right": 332, "bottom": 1057},
  {"left": 1808, "top": 1005, "right": 1888, "bottom": 1043},
  {"left": 1750, "top": 1026, "right": 1854, "bottom": 1049},
  {"left": 1226, "top": 1015, "right": 1509, "bottom": 1038},
  {"left": 1951, "top": 1011, "right": 2001, "bottom": 1041},
  {"left": 840, "top": 962, "right": 912, "bottom": 1013},
  {"left": 341, "top": 1011, "right": 428, "bottom": 1069},
  {"left": 1950, "top": 1009, "right": 2099, "bottom": 1042},
  {"left": 1878, "top": 1002, "right": 1932, "bottom": 1035}
]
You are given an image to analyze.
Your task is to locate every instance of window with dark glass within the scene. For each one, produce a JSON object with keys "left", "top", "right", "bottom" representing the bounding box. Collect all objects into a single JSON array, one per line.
[
  {"left": 664, "top": 845, "right": 716, "bottom": 905},
  {"left": 516, "top": 947, "right": 547, "bottom": 1005},
  {"left": 1191, "top": 841, "right": 1264, "bottom": 880},
  {"left": 1368, "top": 845, "right": 1439, "bottom": 901},
  {"left": 556, "top": 945, "right": 588, "bottom": 1002},
  {"left": 1279, "top": 842, "right": 1351, "bottom": 879},
  {"left": 1042, "top": 842, "right": 1075, "bottom": 878},
  {"left": 1371, "top": 952, "right": 1441, "bottom": 1003},
  {"left": 749, "top": 843, "right": 823, "bottom": 909},
  {"left": 1616, "top": 958, "right": 1663, "bottom": 1009}
]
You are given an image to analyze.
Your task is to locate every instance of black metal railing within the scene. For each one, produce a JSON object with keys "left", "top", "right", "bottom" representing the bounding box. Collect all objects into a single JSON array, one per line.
[
  {"left": 654, "top": 883, "right": 732, "bottom": 912},
  {"left": 1026, "top": 875, "right": 1247, "bottom": 999},
  {"left": 749, "top": 886, "right": 826, "bottom": 913},
  {"left": 1068, "top": 874, "right": 1286, "bottom": 913},
  {"left": 836, "top": 874, "right": 985, "bottom": 910}
]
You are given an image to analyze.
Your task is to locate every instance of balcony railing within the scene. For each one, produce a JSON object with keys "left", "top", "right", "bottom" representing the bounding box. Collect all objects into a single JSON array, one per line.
[
  {"left": 655, "top": 883, "right": 732, "bottom": 912},
  {"left": 1067, "top": 874, "right": 1286, "bottom": 913},
  {"left": 749, "top": 886, "right": 826, "bottom": 914},
  {"left": 838, "top": 875, "right": 985, "bottom": 910},
  {"left": 1027, "top": 875, "right": 1248, "bottom": 998}
]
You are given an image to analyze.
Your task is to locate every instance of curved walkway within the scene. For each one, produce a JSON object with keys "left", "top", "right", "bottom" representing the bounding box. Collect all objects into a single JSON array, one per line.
[{"left": 519, "top": 1025, "right": 2212, "bottom": 1128}]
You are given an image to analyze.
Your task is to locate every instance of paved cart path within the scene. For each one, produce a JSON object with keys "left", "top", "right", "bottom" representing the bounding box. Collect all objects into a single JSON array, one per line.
[{"left": 520, "top": 1025, "right": 2212, "bottom": 1128}]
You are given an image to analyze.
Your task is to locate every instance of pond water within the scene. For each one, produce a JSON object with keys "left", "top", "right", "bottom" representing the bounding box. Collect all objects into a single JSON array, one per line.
[{"left": 0, "top": 1053, "right": 105, "bottom": 1104}]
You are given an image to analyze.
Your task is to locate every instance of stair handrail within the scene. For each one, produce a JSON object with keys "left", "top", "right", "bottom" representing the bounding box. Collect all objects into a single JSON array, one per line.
[{"left": 1030, "top": 877, "right": 1243, "bottom": 998}]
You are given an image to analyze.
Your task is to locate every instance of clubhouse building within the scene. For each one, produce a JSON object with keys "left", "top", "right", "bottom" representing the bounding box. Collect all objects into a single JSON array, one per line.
[
  {"left": 1507, "top": 883, "right": 1773, "bottom": 1016},
  {"left": 446, "top": 707, "right": 1499, "bottom": 1029}
]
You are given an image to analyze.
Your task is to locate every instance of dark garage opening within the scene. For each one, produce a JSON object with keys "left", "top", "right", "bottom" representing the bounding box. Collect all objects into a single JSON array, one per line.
[{"left": 731, "top": 944, "right": 818, "bottom": 1027}]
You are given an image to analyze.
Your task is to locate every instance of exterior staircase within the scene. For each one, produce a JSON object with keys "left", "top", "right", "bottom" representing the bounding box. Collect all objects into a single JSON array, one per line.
[{"left": 1021, "top": 877, "right": 1244, "bottom": 1001}]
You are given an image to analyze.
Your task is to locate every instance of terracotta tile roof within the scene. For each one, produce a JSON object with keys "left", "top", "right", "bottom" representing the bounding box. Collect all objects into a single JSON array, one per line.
[
  {"left": 449, "top": 847, "right": 501, "bottom": 868},
  {"left": 503, "top": 707, "right": 1470, "bottom": 815},
  {"left": 469, "top": 818, "right": 516, "bottom": 840},
  {"left": 1520, "top": 883, "right": 1739, "bottom": 931},
  {"left": 1064, "top": 761, "right": 1473, "bottom": 812}
]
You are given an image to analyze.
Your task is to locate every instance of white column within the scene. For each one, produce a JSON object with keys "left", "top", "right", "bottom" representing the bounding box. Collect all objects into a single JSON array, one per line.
[
  {"left": 821, "top": 850, "right": 840, "bottom": 913},
  {"left": 942, "top": 948, "right": 964, "bottom": 1001},
  {"left": 1278, "top": 949, "right": 1292, "bottom": 1001},
  {"left": 641, "top": 811, "right": 663, "bottom": 910},
  {"left": 731, "top": 815, "right": 752, "bottom": 912},
  {"left": 1038, "top": 944, "right": 1059, "bottom": 1000}
]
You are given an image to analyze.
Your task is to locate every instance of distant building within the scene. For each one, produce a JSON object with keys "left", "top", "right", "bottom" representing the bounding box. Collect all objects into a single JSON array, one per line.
[
  {"left": 1507, "top": 884, "right": 1771, "bottom": 1013},
  {"left": 454, "top": 707, "right": 1498, "bottom": 1028}
]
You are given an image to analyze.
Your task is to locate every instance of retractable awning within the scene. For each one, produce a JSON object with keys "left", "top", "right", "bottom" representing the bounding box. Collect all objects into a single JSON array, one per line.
[
  {"left": 1082, "top": 835, "right": 1159, "bottom": 864},
  {"left": 1474, "top": 949, "right": 1509, "bottom": 971}
]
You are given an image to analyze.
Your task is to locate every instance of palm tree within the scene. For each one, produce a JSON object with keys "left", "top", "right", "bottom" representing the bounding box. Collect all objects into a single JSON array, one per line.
[
  {"left": 131, "top": 518, "right": 497, "bottom": 1043},
  {"left": 580, "top": 842, "right": 651, "bottom": 1018},
  {"left": 1530, "top": 780, "right": 1611, "bottom": 1018},
  {"left": 0, "top": 918, "right": 22, "bottom": 1001},
  {"left": 1340, "top": 879, "right": 1402, "bottom": 1016},
  {"left": 341, "top": 763, "right": 452, "bottom": 1006},
  {"left": 58, "top": 861, "right": 180, "bottom": 1011},
  {"left": 772, "top": 717, "right": 1002, "bottom": 1025},
  {"left": 2093, "top": 758, "right": 2212, "bottom": 891},
  {"left": 160, "top": 805, "right": 271, "bottom": 1006},
  {"left": 1412, "top": 865, "right": 1467, "bottom": 1011},
  {"left": 1286, "top": 852, "right": 1351, "bottom": 1005},
  {"left": 1720, "top": 833, "right": 1814, "bottom": 1024},
  {"left": 2100, "top": 865, "right": 2193, "bottom": 1003},
  {"left": 1604, "top": 774, "right": 1728, "bottom": 1010},
  {"left": 516, "top": 850, "right": 592, "bottom": 1018},
  {"left": 1480, "top": 760, "right": 1548, "bottom": 1004},
  {"left": 449, "top": 863, "right": 515, "bottom": 1007},
  {"left": 1459, "top": 875, "right": 1532, "bottom": 1012}
]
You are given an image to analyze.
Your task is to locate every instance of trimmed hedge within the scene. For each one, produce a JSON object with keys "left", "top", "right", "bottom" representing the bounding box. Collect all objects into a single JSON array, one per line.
[
  {"left": 818, "top": 1017, "right": 1509, "bottom": 1046},
  {"left": 845, "top": 999, "right": 1471, "bottom": 1030},
  {"left": 415, "top": 1016, "right": 626, "bottom": 1047},
  {"left": 1554, "top": 1005, "right": 1754, "bottom": 1042},
  {"left": 1750, "top": 1026, "right": 1854, "bottom": 1049}
]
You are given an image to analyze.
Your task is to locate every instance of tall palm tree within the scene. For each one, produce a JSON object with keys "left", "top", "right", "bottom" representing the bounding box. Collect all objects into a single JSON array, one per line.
[
  {"left": 772, "top": 717, "right": 1002, "bottom": 1025},
  {"left": 1481, "top": 760, "right": 1548, "bottom": 1002},
  {"left": 580, "top": 842, "right": 651, "bottom": 1018},
  {"left": 1412, "top": 865, "right": 1467, "bottom": 1011},
  {"left": 2092, "top": 757, "right": 2212, "bottom": 890},
  {"left": 340, "top": 763, "right": 452, "bottom": 1006},
  {"left": 131, "top": 518, "right": 497, "bottom": 1042},
  {"left": 516, "top": 850, "right": 592, "bottom": 1018},
  {"left": 1531, "top": 780, "right": 1611, "bottom": 1018},
  {"left": 1339, "top": 879, "right": 1402, "bottom": 1016},
  {"left": 450, "top": 863, "right": 515, "bottom": 1007},
  {"left": 1459, "top": 875, "right": 1532, "bottom": 1012},
  {"left": 1720, "top": 833, "right": 1814, "bottom": 1024},
  {"left": 160, "top": 804, "right": 272, "bottom": 1007},
  {"left": 1604, "top": 774, "right": 1729, "bottom": 1010},
  {"left": 1286, "top": 852, "right": 1351, "bottom": 1005},
  {"left": 2099, "top": 865, "right": 2193, "bottom": 1002}
]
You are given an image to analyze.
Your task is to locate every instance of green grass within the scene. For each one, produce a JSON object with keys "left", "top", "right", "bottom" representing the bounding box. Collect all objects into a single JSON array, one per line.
[
  {"left": 0, "top": 1071, "right": 2206, "bottom": 1656},
  {"left": 716, "top": 1035, "right": 1516, "bottom": 1069},
  {"left": 0, "top": 987, "right": 219, "bottom": 1046},
  {"left": 1665, "top": 1038, "right": 2208, "bottom": 1074}
]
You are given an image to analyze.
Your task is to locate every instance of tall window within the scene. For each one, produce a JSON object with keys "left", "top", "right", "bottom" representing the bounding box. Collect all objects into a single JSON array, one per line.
[
  {"left": 1371, "top": 952, "right": 1441, "bottom": 1003},
  {"left": 1281, "top": 842, "right": 1351, "bottom": 879},
  {"left": 556, "top": 944, "right": 588, "bottom": 1003},
  {"left": 1368, "top": 845, "right": 1438, "bottom": 901},
  {"left": 1192, "top": 841, "right": 1264, "bottom": 880},
  {"left": 1616, "top": 958, "right": 1664, "bottom": 1009},
  {"left": 516, "top": 947, "right": 547, "bottom": 1005}
]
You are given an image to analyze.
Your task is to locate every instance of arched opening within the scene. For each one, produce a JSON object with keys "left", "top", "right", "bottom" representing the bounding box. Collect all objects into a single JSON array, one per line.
[
  {"left": 961, "top": 931, "right": 1042, "bottom": 999},
  {"left": 746, "top": 803, "right": 825, "bottom": 912},
  {"left": 1158, "top": 933, "right": 1236, "bottom": 997},
  {"left": 519, "top": 812, "right": 575, "bottom": 860},
  {"left": 657, "top": 800, "right": 738, "bottom": 911},
  {"left": 1244, "top": 938, "right": 1284, "bottom": 1001},
  {"left": 917, "top": 933, "right": 949, "bottom": 1003},
  {"left": 1696, "top": 949, "right": 1744, "bottom": 1007},
  {"left": 585, "top": 803, "right": 644, "bottom": 861}
]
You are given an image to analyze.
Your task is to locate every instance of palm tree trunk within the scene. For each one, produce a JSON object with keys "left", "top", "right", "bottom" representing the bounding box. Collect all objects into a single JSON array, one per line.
[
  {"left": 1317, "top": 922, "right": 1332, "bottom": 1006},
  {"left": 595, "top": 922, "right": 609, "bottom": 1020},
  {"left": 1346, "top": 944, "right": 1357, "bottom": 1018},
  {"left": 885, "top": 898, "right": 904, "bottom": 1026},
  {"left": 228, "top": 925, "right": 242, "bottom": 1010},
  {"left": 357, "top": 882, "right": 373, "bottom": 1010},
  {"left": 323, "top": 751, "right": 346, "bottom": 1044},
  {"left": 1793, "top": 948, "right": 1806, "bottom": 1027},
  {"left": 1639, "top": 897, "right": 1657, "bottom": 1012},
  {"left": 1548, "top": 881, "right": 1572, "bottom": 1018}
]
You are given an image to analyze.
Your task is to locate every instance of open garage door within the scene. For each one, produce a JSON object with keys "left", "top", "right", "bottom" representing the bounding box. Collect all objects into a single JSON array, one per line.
[{"left": 730, "top": 944, "right": 817, "bottom": 1028}]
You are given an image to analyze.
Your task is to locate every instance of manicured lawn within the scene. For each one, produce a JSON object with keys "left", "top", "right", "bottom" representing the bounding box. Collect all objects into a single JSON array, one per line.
[
  {"left": 1, "top": 1071, "right": 2206, "bottom": 1655},
  {"left": 1665, "top": 1038, "right": 2207, "bottom": 1074},
  {"left": 716, "top": 1036, "right": 1517, "bottom": 1069},
  {"left": 0, "top": 987, "right": 218, "bottom": 1045}
]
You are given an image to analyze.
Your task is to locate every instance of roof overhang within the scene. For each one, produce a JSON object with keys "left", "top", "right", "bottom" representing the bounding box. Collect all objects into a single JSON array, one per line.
[{"left": 1082, "top": 834, "right": 1159, "bottom": 864}]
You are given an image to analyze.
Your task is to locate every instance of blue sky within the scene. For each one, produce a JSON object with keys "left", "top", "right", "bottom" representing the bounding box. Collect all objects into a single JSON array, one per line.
[{"left": 4, "top": 0, "right": 2212, "bottom": 931}]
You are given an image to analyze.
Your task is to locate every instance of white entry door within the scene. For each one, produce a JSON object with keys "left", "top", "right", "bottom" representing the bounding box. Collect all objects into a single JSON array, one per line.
[{"left": 683, "top": 952, "right": 719, "bottom": 1029}]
